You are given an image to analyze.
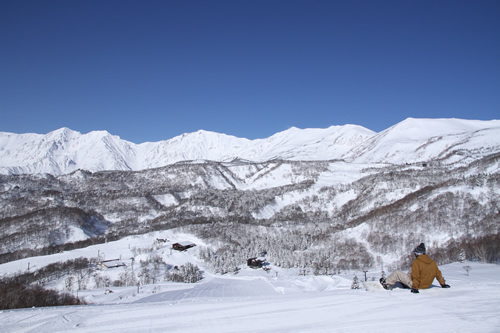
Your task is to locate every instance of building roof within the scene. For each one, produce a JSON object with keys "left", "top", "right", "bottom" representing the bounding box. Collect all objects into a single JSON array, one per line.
[
  {"left": 100, "top": 259, "right": 125, "bottom": 268},
  {"left": 174, "top": 241, "right": 196, "bottom": 247}
]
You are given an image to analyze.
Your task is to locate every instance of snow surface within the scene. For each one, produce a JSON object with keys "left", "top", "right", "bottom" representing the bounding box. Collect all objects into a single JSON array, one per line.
[
  {"left": 1, "top": 231, "right": 499, "bottom": 333},
  {"left": 343, "top": 118, "right": 500, "bottom": 164}
]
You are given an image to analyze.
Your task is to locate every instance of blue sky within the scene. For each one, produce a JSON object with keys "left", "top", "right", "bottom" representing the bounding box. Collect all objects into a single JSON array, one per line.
[{"left": 1, "top": 0, "right": 499, "bottom": 143}]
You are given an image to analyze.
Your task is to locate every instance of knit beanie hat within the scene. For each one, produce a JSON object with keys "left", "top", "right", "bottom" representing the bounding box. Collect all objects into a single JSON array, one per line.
[{"left": 413, "top": 243, "right": 426, "bottom": 255}]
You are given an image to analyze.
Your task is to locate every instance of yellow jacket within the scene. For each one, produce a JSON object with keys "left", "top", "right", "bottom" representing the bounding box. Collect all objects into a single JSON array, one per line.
[{"left": 411, "top": 254, "right": 446, "bottom": 289}]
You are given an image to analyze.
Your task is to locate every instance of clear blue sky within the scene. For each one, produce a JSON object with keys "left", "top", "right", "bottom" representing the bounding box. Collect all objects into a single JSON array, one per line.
[{"left": 1, "top": 0, "right": 499, "bottom": 143}]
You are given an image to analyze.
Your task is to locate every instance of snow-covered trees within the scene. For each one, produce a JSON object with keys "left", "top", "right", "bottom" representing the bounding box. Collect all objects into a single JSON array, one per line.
[
  {"left": 0, "top": 280, "right": 86, "bottom": 309},
  {"left": 165, "top": 263, "right": 202, "bottom": 283},
  {"left": 192, "top": 223, "right": 374, "bottom": 275},
  {"left": 0, "top": 156, "right": 499, "bottom": 271}
]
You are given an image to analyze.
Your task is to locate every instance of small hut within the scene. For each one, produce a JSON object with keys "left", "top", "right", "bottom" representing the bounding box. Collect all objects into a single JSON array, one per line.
[
  {"left": 99, "top": 259, "right": 126, "bottom": 269},
  {"left": 247, "top": 257, "right": 265, "bottom": 268},
  {"left": 172, "top": 241, "right": 196, "bottom": 251}
]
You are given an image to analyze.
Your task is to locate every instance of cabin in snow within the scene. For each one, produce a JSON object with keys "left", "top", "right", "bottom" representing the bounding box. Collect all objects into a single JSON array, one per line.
[
  {"left": 99, "top": 259, "right": 126, "bottom": 269},
  {"left": 247, "top": 257, "right": 266, "bottom": 268},
  {"left": 172, "top": 241, "right": 196, "bottom": 251}
]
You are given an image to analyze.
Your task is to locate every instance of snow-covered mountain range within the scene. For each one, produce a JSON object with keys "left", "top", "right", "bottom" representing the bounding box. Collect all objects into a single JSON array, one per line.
[
  {"left": 0, "top": 117, "right": 499, "bottom": 299},
  {"left": 1, "top": 118, "right": 499, "bottom": 175}
]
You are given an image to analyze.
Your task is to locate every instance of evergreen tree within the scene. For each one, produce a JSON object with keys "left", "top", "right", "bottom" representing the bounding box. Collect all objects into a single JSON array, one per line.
[{"left": 351, "top": 275, "right": 360, "bottom": 289}]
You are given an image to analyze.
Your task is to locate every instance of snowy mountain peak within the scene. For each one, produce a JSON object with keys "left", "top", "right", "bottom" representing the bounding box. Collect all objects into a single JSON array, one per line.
[
  {"left": 172, "top": 129, "right": 250, "bottom": 144},
  {"left": 388, "top": 117, "right": 499, "bottom": 137},
  {"left": 47, "top": 127, "right": 77, "bottom": 137},
  {"left": 343, "top": 118, "right": 500, "bottom": 164},
  {"left": 0, "top": 118, "right": 499, "bottom": 175}
]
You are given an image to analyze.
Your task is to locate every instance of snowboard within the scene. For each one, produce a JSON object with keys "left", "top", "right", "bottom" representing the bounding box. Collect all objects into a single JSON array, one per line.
[{"left": 362, "top": 280, "right": 385, "bottom": 291}]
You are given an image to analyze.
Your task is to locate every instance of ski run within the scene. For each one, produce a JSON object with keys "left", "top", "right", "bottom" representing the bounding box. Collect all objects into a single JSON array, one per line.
[{"left": 1, "top": 231, "right": 499, "bottom": 332}]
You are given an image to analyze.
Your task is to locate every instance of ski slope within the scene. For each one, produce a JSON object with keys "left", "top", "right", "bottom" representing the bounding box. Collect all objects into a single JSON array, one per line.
[
  {"left": 0, "top": 231, "right": 499, "bottom": 332},
  {"left": 0, "top": 262, "right": 499, "bottom": 332}
]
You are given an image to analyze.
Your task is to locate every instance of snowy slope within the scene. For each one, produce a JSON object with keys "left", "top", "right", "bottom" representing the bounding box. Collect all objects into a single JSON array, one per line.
[
  {"left": 0, "top": 125, "right": 373, "bottom": 175},
  {"left": 238, "top": 125, "right": 375, "bottom": 161},
  {"left": 2, "top": 118, "right": 497, "bottom": 175},
  {"left": 3, "top": 276, "right": 499, "bottom": 333},
  {"left": 0, "top": 128, "right": 138, "bottom": 174},
  {"left": 137, "top": 130, "right": 253, "bottom": 169},
  {"left": 0, "top": 230, "right": 498, "bottom": 332},
  {"left": 344, "top": 118, "right": 500, "bottom": 164}
]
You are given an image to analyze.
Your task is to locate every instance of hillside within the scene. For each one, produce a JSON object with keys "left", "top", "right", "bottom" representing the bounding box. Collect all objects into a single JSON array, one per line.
[
  {"left": 0, "top": 117, "right": 498, "bottom": 289},
  {"left": 344, "top": 118, "right": 500, "bottom": 165},
  {"left": 0, "top": 230, "right": 499, "bottom": 332}
]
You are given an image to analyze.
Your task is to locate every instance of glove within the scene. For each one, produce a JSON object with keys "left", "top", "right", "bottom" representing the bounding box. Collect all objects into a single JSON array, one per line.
[
  {"left": 411, "top": 288, "right": 419, "bottom": 294},
  {"left": 441, "top": 284, "right": 450, "bottom": 288}
]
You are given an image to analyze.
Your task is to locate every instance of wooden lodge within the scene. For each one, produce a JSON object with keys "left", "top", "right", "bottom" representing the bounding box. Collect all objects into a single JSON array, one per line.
[
  {"left": 172, "top": 241, "right": 196, "bottom": 251},
  {"left": 247, "top": 257, "right": 265, "bottom": 268},
  {"left": 99, "top": 259, "right": 126, "bottom": 269}
]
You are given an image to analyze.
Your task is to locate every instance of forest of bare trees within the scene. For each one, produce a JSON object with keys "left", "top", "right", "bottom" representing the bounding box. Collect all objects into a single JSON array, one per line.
[{"left": 0, "top": 154, "right": 499, "bottom": 277}]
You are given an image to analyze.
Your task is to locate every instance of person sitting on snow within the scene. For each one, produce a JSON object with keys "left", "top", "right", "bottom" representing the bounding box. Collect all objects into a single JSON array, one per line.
[{"left": 380, "top": 243, "right": 451, "bottom": 293}]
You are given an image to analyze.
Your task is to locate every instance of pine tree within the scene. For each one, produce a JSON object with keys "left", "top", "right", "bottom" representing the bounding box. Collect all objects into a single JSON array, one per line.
[
  {"left": 351, "top": 275, "right": 360, "bottom": 289},
  {"left": 458, "top": 250, "right": 466, "bottom": 263}
]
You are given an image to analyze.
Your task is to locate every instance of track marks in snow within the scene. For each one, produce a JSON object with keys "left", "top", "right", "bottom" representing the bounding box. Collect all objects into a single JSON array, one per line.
[{"left": 134, "top": 277, "right": 279, "bottom": 304}]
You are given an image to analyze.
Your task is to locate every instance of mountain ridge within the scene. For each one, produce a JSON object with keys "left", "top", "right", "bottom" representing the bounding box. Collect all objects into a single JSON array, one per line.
[
  {"left": 1, "top": 118, "right": 499, "bottom": 175},
  {"left": 0, "top": 120, "right": 498, "bottom": 274}
]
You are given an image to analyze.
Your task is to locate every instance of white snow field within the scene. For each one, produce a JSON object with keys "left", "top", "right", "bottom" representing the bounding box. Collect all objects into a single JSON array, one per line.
[{"left": 0, "top": 232, "right": 499, "bottom": 332}]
